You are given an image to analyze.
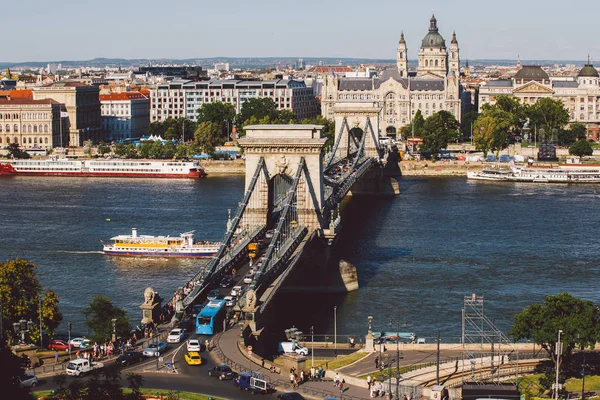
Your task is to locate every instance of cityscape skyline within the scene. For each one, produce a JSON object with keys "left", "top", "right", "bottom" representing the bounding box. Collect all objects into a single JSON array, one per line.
[{"left": 6, "top": 0, "right": 599, "bottom": 64}]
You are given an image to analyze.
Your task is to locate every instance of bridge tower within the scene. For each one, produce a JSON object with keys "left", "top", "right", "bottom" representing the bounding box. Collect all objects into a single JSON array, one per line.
[
  {"left": 238, "top": 125, "right": 328, "bottom": 232},
  {"left": 331, "top": 104, "right": 382, "bottom": 161}
]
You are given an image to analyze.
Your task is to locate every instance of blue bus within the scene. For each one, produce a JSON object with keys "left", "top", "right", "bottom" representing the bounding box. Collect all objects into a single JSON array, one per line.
[{"left": 195, "top": 299, "right": 227, "bottom": 335}]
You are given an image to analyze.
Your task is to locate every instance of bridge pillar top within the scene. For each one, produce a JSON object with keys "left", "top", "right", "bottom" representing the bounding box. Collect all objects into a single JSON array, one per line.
[{"left": 242, "top": 124, "right": 325, "bottom": 141}]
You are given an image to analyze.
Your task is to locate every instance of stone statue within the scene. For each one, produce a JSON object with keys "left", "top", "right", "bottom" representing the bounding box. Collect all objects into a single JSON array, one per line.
[
  {"left": 144, "top": 287, "right": 155, "bottom": 305},
  {"left": 275, "top": 155, "right": 288, "bottom": 175},
  {"left": 523, "top": 117, "right": 530, "bottom": 130},
  {"left": 245, "top": 289, "right": 257, "bottom": 309}
]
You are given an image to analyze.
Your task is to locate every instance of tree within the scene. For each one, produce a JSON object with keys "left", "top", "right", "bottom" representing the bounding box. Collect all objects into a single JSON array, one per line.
[
  {"left": 126, "top": 373, "right": 144, "bottom": 400},
  {"left": 421, "top": 111, "right": 460, "bottom": 159},
  {"left": 0, "top": 259, "right": 62, "bottom": 344},
  {"left": 162, "top": 141, "right": 176, "bottom": 159},
  {"left": 97, "top": 142, "right": 111, "bottom": 157},
  {"left": 528, "top": 98, "right": 570, "bottom": 141},
  {"left": 175, "top": 143, "right": 189, "bottom": 159},
  {"left": 149, "top": 140, "right": 164, "bottom": 159},
  {"left": 6, "top": 143, "right": 29, "bottom": 159},
  {"left": 194, "top": 121, "right": 222, "bottom": 156},
  {"left": 0, "top": 337, "right": 32, "bottom": 399},
  {"left": 473, "top": 116, "right": 497, "bottom": 158},
  {"left": 197, "top": 102, "right": 235, "bottom": 142},
  {"left": 460, "top": 110, "right": 479, "bottom": 141},
  {"left": 83, "top": 140, "right": 94, "bottom": 156},
  {"left": 83, "top": 295, "right": 131, "bottom": 343},
  {"left": 163, "top": 126, "right": 177, "bottom": 141},
  {"left": 569, "top": 139, "right": 593, "bottom": 157},
  {"left": 275, "top": 109, "right": 297, "bottom": 124},
  {"left": 138, "top": 141, "right": 152, "bottom": 159},
  {"left": 510, "top": 293, "right": 600, "bottom": 390},
  {"left": 481, "top": 95, "right": 528, "bottom": 142},
  {"left": 238, "top": 98, "right": 278, "bottom": 127}
]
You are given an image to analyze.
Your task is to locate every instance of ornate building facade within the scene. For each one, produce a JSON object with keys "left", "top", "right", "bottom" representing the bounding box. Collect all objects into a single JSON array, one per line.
[
  {"left": 479, "top": 63, "right": 600, "bottom": 140},
  {"left": 321, "top": 14, "right": 462, "bottom": 136}
]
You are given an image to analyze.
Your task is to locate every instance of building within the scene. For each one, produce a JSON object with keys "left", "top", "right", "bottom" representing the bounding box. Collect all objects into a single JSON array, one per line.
[
  {"left": 150, "top": 78, "right": 319, "bottom": 123},
  {"left": 139, "top": 66, "right": 207, "bottom": 80},
  {"left": 0, "top": 94, "right": 67, "bottom": 149},
  {"left": 33, "top": 81, "right": 103, "bottom": 146},
  {"left": 321, "top": 14, "right": 462, "bottom": 137},
  {"left": 100, "top": 92, "right": 150, "bottom": 140},
  {"left": 479, "top": 63, "right": 600, "bottom": 140}
]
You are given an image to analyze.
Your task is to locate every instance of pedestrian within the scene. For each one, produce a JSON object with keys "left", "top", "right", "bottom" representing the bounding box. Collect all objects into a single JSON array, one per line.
[
  {"left": 349, "top": 337, "right": 355, "bottom": 348},
  {"left": 310, "top": 365, "right": 315, "bottom": 380},
  {"left": 300, "top": 369, "right": 304, "bottom": 383},
  {"left": 367, "top": 375, "right": 372, "bottom": 389},
  {"left": 338, "top": 380, "right": 344, "bottom": 394},
  {"left": 289, "top": 372, "right": 295, "bottom": 386},
  {"left": 375, "top": 356, "right": 379, "bottom": 369},
  {"left": 334, "top": 372, "right": 340, "bottom": 387},
  {"left": 55, "top": 351, "right": 59, "bottom": 364},
  {"left": 205, "top": 339, "right": 210, "bottom": 351}
]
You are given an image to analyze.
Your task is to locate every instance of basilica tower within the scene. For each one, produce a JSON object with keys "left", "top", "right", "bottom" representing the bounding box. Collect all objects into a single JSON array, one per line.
[
  {"left": 397, "top": 31, "right": 408, "bottom": 77},
  {"left": 449, "top": 31, "right": 460, "bottom": 76},
  {"left": 417, "top": 13, "right": 448, "bottom": 78}
]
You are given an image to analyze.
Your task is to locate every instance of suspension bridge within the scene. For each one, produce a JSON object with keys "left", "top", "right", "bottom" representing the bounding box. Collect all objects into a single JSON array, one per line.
[{"left": 178, "top": 112, "right": 399, "bottom": 336}]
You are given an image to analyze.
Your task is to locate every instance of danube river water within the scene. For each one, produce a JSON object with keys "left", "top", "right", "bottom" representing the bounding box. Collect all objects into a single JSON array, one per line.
[{"left": 1, "top": 175, "right": 599, "bottom": 341}]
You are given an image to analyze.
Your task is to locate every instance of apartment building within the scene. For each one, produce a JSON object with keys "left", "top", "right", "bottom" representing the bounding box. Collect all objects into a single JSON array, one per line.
[{"left": 100, "top": 92, "right": 150, "bottom": 139}]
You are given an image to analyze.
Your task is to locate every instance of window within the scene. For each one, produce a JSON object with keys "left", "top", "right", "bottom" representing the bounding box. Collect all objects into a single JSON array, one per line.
[
  {"left": 6, "top": 124, "right": 10, "bottom": 132},
  {"left": 13, "top": 124, "right": 18, "bottom": 132},
  {"left": 33, "top": 125, "right": 37, "bottom": 133}
]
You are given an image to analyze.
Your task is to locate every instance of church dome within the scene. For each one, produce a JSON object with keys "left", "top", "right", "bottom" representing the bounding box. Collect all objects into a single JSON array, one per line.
[
  {"left": 421, "top": 14, "right": 446, "bottom": 48},
  {"left": 578, "top": 64, "right": 599, "bottom": 78}
]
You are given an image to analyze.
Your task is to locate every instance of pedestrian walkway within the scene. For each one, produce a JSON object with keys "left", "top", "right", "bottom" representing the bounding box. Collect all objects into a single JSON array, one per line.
[{"left": 212, "top": 328, "right": 373, "bottom": 400}]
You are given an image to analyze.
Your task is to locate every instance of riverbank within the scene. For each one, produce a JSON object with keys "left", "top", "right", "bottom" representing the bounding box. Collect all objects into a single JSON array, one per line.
[
  {"left": 202, "top": 159, "right": 245, "bottom": 175},
  {"left": 401, "top": 160, "right": 483, "bottom": 176}
]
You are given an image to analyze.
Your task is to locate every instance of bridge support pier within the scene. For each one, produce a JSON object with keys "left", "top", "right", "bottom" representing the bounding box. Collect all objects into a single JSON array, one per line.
[{"left": 350, "top": 166, "right": 400, "bottom": 196}]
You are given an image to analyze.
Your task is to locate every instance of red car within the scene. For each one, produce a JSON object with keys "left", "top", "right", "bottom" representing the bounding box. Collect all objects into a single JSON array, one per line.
[{"left": 48, "top": 340, "right": 72, "bottom": 351}]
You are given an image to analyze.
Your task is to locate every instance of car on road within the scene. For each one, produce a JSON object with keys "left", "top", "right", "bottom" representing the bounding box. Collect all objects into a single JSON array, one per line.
[
  {"left": 68, "top": 337, "right": 86, "bottom": 348},
  {"left": 220, "top": 275, "right": 233, "bottom": 287},
  {"left": 208, "top": 365, "right": 234, "bottom": 380},
  {"left": 190, "top": 304, "right": 203, "bottom": 318},
  {"left": 116, "top": 351, "right": 144, "bottom": 367},
  {"left": 277, "top": 393, "right": 306, "bottom": 400},
  {"left": 243, "top": 274, "right": 253, "bottom": 284},
  {"left": 48, "top": 339, "right": 72, "bottom": 351},
  {"left": 224, "top": 295, "right": 235, "bottom": 307},
  {"left": 187, "top": 339, "right": 202, "bottom": 352},
  {"left": 79, "top": 339, "right": 92, "bottom": 349},
  {"left": 184, "top": 351, "right": 203, "bottom": 365},
  {"left": 207, "top": 289, "right": 222, "bottom": 300},
  {"left": 230, "top": 286, "right": 242, "bottom": 297},
  {"left": 167, "top": 328, "right": 185, "bottom": 343},
  {"left": 143, "top": 341, "right": 167, "bottom": 357},
  {"left": 19, "top": 372, "right": 38, "bottom": 388}
]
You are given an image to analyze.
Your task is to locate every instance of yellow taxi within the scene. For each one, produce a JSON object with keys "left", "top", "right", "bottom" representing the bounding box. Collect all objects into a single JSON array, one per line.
[{"left": 184, "top": 351, "right": 203, "bottom": 366}]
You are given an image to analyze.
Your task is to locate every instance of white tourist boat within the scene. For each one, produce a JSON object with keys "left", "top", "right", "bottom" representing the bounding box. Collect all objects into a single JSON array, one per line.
[
  {"left": 467, "top": 161, "right": 600, "bottom": 183},
  {"left": 102, "top": 228, "right": 221, "bottom": 258},
  {"left": 0, "top": 159, "right": 206, "bottom": 179}
]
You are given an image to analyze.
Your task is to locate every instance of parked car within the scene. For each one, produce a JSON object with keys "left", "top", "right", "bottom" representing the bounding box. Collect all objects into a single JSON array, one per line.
[
  {"left": 143, "top": 342, "right": 167, "bottom": 357},
  {"left": 48, "top": 339, "right": 72, "bottom": 351},
  {"left": 68, "top": 337, "right": 86, "bottom": 348},
  {"left": 184, "top": 351, "right": 203, "bottom": 365},
  {"left": 208, "top": 365, "right": 234, "bottom": 380},
  {"left": 220, "top": 275, "right": 233, "bottom": 287},
  {"left": 116, "top": 351, "right": 144, "bottom": 367},
  {"left": 207, "top": 289, "right": 222, "bottom": 300},
  {"left": 167, "top": 328, "right": 185, "bottom": 343},
  {"left": 186, "top": 339, "right": 202, "bottom": 352},
  {"left": 19, "top": 372, "right": 38, "bottom": 388},
  {"left": 224, "top": 296, "right": 235, "bottom": 307},
  {"left": 230, "top": 286, "right": 242, "bottom": 297},
  {"left": 277, "top": 393, "right": 306, "bottom": 400}
]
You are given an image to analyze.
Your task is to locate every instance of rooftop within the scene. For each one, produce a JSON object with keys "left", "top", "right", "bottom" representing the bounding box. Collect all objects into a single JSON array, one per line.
[{"left": 513, "top": 66, "right": 549, "bottom": 82}]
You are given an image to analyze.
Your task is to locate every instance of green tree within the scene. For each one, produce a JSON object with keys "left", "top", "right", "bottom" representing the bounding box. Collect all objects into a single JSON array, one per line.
[
  {"left": 0, "top": 337, "right": 32, "bottom": 399},
  {"left": 175, "top": 143, "right": 189, "bottom": 159},
  {"left": 473, "top": 116, "right": 497, "bottom": 158},
  {"left": 275, "top": 109, "right": 297, "bottom": 124},
  {"left": 421, "top": 111, "right": 460, "bottom": 159},
  {"left": 238, "top": 98, "right": 278, "bottom": 127},
  {"left": 0, "top": 259, "right": 62, "bottom": 344},
  {"left": 197, "top": 102, "right": 235, "bottom": 142},
  {"left": 146, "top": 121, "right": 164, "bottom": 138},
  {"left": 149, "top": 140, "right": 164, "bottom": 159},
  {"left": 7, "top": 143, "right": 29, "bottom": 159},
  {"left": 138, "top": 141, "right": 152, "bottom": 159},
  {"left": 162, "top": 141, "right": 176, "bottom": 159},
  {"left": 481, "top": 95, "right": 528, "bottom": 142},
  {"left": 97, "top": 142, "right": 111, "bottom": 157},
  {"left": 460, "top": 110, "right": 479, "bottom": 141},
  {"left": 83, "top": 140, "right": 94, "bottom": 156},
  {"left": 194, "top": 121, "right": 222, "bottom": 156},
  {"left": 510, "top": 292, "right": 600, "bottom": 390},
  {"left": 126, "top": 373, "right": 144, "bottom": 400},
  {"left": 113, "top": 143, "right": 128, "bottom": 157},
  {"left": 528, "top": 97, "right": 570, "bottom": 141},
  {"left": 124, "top": 144, "right": 138, "bottom": 159},
  {"left": 163, "top": 126, "right": 177, "bottom": 141},
  {"left": 83, "top": 295, "right": 131, "bottom": 343},
  {"left": 569, "top": 139, "right": 593, "bottom": 157}
]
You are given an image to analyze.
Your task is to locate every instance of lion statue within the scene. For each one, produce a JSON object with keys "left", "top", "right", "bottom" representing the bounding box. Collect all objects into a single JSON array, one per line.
[{"left": 144, "top": 287, "right": 155, "bottom": 305}]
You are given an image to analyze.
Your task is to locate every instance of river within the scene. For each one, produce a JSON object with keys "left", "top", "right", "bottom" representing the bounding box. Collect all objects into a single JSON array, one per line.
[{"left": 1, "top": 175, "right": 599, "bottom": 341}]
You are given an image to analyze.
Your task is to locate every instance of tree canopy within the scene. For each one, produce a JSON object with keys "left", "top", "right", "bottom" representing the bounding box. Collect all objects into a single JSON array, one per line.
[
  {"left": 83, "top": 295, "right": 131, "bottom": 343},
  {"left": 569, "top": 139, "right": 593, "bottom": 157},
  {"left": 0, "top": 259, "right": 62, "bottom": 344},
  {"left": 238, "top": 98, "right": 279, "bottom": 127},
  {"left": 420, "top": 110, "right": 460, "bottom": 159},
  {"left": 473, "top": 115, "right": 497, "bottom": 158},
  {"left": 528, "top": 97, "right": 570, "bottom": 141}
]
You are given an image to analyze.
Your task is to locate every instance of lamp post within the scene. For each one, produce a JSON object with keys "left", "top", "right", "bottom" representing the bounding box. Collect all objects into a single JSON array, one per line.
[
  {"left": 310, "top": 326, "right": 314, "bottom": 368},
  {"left": 13, "top": 319, "right": 34, "bottom": 344},
  {"left": 555, "top": 329, "right": 563, "bottom": 400},
  {"left": 334, "top": 306, "right": 337, "bottom": 358},
  {"left": 111, "top": 318, "right": 117, "bottom": 343},
  {"left": 39, "top": 297, "right": 43, "bottom": 350}
]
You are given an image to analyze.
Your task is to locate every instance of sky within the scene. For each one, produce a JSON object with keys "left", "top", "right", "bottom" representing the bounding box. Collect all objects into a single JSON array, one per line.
[{"left": 5, "top": 0, "right": 599, "bottom": 63}]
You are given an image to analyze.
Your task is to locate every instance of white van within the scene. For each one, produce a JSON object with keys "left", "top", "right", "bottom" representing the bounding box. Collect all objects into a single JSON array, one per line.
[{"left": 278, "top": 341, "right": 309, "bottom": 356}]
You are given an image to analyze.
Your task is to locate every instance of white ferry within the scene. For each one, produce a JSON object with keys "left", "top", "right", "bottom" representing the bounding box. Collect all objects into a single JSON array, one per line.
[
  {"left": 102, "top": 228, "right": 221, "bottom": 258},
  {"left": 0, "top": 159, "right": 206, "bottom": 179},
  {"left": 467, "top": 161, "right": 600, "bottom": 183}
]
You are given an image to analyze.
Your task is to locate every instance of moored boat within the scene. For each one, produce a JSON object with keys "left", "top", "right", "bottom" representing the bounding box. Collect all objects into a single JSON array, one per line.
[
  {"left": 0, "top": 158, "right": 206, "bottom": 179},
  {"left": 102, "top": 228, "right": 221, "bottom": 258},
  {"left": 467, "top": 161, "right": 600, "bottom": 183}
]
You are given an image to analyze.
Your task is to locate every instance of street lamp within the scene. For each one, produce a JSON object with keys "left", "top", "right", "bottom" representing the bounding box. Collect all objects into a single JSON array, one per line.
[
  {"left": 13, "top": 319, "right": 34, "bottom": 344},
  {"left": 111, "top": 318, "right": 117, "bottom": 343},
  {"left": 334, "top": 306, "right": 337, "bottom": 358},
  {"left": 310, "top": 326, "right": 314, "bottom": 368},
  {"left": 555, "top": 329, "right": 563, "bottom": 400}
]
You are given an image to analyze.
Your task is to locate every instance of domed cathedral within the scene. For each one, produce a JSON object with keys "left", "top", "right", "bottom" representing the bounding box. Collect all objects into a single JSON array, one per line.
[{"left": 321, "top": 13, "right": 463, "bottom": 137}]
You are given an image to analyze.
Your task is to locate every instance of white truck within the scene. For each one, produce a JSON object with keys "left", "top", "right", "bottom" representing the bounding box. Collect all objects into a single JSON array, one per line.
[
  {"left": 66, "top": 358, "right": 104, "bottom": 376},
  {"left": 278, "top": 341, "right": 309, "bottom": 356}
]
